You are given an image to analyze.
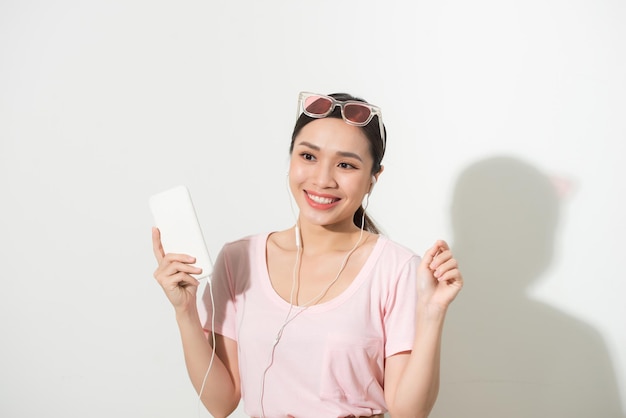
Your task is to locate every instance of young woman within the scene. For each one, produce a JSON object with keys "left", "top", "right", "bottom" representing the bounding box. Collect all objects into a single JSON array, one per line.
[{"left": 152, "top": 92, "right": 463, "bottom": 418}]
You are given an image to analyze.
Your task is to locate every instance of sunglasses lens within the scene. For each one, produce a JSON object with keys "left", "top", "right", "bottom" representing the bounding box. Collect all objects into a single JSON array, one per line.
[
  {"left": 304, "top": 96, "right": 333, "bottom": 116},
  {"left": 343, "top": 103, "right": 372, "bottom": 125}
]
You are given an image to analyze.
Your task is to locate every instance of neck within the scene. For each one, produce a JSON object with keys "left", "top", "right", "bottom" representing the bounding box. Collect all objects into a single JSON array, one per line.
[{"left": 295, "top": 221, "right": 364, "bottom": 254}]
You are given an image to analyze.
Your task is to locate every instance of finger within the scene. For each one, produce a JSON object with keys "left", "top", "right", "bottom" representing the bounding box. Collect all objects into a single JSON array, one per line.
[
  {"left": 430, "top": 250, "right": 454, "bottom": 272},
  {"left": 163, "top": 260, "right": 202, "bottom": 277},
  {"left": 420, "top": 243, "right": 441, "bottom": 268},
  {"left": 433, "top": 258, "right": 459, "bottom": 279},
  {"left": 164, "top": 271, "right": 200, "bottom": 290},
  {"left": 434, "top": 239, "right": 450, "bottom": 251},
  {"left": 152, "top": 227, "right": 165, "bottom": 262},
  {"left": 172, "top": 270, "right": 201, "bottom": 285},
  {"left": 162, "top": 252, "right": 197, "bottom": 265},
  {"left": 436, "top": 269, "right": 463, "bottom": 287},
  {"left": 154, "top": 254, "right": 197, "bottom": 278},
  {"left": 154, "top": 260, "right": 202, "bottom": 282},
  {"left": 424, "top": 240, "right": 450, "bottom": 270}
]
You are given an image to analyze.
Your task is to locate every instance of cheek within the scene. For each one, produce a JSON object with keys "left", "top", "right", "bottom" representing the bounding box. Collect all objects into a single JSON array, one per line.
[
  {"left": 288, "top": 157, "right": 310, "bottom": 181},
  {"left": 354, "top": 181, "right": 372, "bottom": 200},
  {"left": 288, "top": 161, "right": 306, "bottom": 192},
  {"left": 334, "top": 177, "right": 370, "bottom": 205}
]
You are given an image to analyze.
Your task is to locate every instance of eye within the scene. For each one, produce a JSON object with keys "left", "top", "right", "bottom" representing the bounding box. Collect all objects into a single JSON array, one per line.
[
  {"left": 300, "top": 152, "right": 316, "bottom": 161},
  {"left": 338, "top": 162, "right": 356, "bottom": 169}
]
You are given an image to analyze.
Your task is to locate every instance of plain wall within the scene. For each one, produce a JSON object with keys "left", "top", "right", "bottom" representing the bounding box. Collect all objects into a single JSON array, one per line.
[{"left": 1, "top": 1, "right": 624, "bottom": 417}]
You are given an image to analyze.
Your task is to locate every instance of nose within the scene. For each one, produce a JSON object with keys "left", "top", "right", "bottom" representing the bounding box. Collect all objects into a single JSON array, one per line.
[{"left": 312, "top": 163, "right": 337, "bottom": 188}]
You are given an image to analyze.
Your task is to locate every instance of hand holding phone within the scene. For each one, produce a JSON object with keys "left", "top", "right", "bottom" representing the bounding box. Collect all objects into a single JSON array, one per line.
[{"left": 149, "top": 185, "right": 213, "bottom": 280}]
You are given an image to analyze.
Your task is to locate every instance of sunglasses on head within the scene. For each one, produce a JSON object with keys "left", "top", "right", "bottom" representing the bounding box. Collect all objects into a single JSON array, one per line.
[{"left": 297, "top": 92, "right": 386, "bottom": 151}]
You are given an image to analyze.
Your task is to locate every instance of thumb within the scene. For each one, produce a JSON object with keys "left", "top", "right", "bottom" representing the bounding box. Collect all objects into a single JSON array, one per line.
[{"left": 152, "top": 227, "right": 165, "bottom": 262}]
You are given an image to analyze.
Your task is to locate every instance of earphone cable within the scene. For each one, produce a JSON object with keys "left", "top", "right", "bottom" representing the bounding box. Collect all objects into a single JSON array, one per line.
[
  {"left": 197, "top": 272, "right": 216, "bottom": 417},
  {"left": 259, "top": 202, "right": 369, "bottom": 416}
]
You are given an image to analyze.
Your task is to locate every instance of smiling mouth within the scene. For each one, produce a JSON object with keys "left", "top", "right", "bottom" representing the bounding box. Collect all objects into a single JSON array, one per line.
[{"left": 306, "top": 192, "right": 339, "bottom": 205}]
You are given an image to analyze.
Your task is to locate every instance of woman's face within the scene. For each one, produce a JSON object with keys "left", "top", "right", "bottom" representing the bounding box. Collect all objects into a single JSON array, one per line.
[{"left": 289, "top": 117, "right": 376, "bottom": 231}]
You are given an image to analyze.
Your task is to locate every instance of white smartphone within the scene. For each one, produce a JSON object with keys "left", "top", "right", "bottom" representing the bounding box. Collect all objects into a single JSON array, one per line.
[{"left": 149, "top": 185, "right": 213, "bottom": 280}]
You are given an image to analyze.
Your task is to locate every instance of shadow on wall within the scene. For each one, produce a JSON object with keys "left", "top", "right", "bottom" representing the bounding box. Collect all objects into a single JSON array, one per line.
[{"left": 430, "top": 156, "right": 624, "bottom": 418}]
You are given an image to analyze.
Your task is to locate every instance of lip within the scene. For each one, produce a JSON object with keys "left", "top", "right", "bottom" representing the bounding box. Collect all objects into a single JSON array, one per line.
[{"left": 303, "top": 190, "right": 341, "bottom": 209}]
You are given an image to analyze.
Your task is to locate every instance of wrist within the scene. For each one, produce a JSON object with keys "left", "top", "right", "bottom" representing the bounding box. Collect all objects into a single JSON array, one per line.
[
  {"left": 175, "top": 306, "right": 200, "bottom": 324},
  {"left": 416, "top": 302, "right": 448, "bottom": 320}
]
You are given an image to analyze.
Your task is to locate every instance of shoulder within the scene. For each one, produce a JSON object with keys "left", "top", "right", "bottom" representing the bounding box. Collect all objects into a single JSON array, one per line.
[
  {"left": 222, "top": 232, "right": 270, "bottom": 252},
  {"left": 213, "top": 233, "right": 270, "bottom": 285},
  {"left": 216, "top": 232, "right": 271, "bottom": 266},
  {"left": 375, "top": 235, "right": 421, "bottom": 266},
  {"left": 365, "top": 235, "right": 421, "bottom": 295}
]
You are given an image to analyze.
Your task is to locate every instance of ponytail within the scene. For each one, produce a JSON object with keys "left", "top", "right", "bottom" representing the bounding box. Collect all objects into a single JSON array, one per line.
[{"left": 353, "top": 205, "right": 380, "bottom": 234}]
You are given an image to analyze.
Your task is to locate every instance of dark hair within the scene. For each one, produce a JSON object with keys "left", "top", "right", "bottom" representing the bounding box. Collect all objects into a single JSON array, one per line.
[{"left": 290, "top": 92, "right": 386, "bottom": 234}]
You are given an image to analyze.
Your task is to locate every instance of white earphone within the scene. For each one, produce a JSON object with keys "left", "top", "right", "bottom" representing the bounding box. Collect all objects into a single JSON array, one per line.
[
  {"left": 369, "top": 175, "right": 377, "bottom": 194},
  {"left": 295, "top": 224, "right": 301, "bottom": 248}
]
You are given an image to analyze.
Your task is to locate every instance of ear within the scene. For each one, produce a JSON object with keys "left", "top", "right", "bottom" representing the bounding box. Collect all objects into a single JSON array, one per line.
[
  {"left": 369, "top": 166, "right": 384, "bottom": 194},
  {"left": 369, "top": 175, "right": 377, "bottom": 194}
]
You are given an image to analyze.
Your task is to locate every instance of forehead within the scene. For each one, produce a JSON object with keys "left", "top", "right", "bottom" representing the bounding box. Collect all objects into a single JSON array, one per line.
[{"left": 294, "top": 118, "right": 373, "bottom": 157}]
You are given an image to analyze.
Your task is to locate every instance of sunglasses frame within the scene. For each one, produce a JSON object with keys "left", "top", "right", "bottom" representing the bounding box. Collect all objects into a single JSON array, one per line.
[{"left": 297, "top": 92, "right": 386, "bottom": 152}]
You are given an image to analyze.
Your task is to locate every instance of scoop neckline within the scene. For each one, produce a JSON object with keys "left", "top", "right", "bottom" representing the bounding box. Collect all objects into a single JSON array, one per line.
[{"left": 259, "top": 231, "right": 386, "bottom": 313}]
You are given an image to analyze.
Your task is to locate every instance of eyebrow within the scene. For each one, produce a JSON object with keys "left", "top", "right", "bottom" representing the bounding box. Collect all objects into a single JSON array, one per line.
[{"left": 296, "top": 141, "right": 364, "bottom": 162}]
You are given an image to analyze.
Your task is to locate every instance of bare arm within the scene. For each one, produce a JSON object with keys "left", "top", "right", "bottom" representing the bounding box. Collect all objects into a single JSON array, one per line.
[
  {"left": 384, "top": 240, "right": 463, "bottom": 418},
  {"left": 152, "top": 227, "right": 240, "bottom": 417},
  {"left": 176, "top": 309, "right": 240, "bottom": 417}
]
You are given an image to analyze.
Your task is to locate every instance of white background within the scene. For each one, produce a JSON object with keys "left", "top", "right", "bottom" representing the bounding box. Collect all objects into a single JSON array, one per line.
[{"left": 1, "top": 1, "right": 624, "bottom": 417}]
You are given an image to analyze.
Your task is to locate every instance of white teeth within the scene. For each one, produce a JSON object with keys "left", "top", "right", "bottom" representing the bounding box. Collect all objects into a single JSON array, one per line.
[{"left": 307, "top": 193, "right": 336, "bottom": 204}]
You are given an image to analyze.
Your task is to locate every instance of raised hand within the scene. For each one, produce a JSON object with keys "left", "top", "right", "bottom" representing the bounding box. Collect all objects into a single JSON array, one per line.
[
  {"left": 152, "top": 227, "right": 202, "bottom": 313},
  {"left": 417, "top": 240, "right": 463, "bottom": 310}
]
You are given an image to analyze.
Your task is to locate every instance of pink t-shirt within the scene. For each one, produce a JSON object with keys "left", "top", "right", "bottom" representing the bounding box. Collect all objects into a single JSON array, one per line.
[{"left": 199, "top": 233, "right": 420, "bottom": 418}]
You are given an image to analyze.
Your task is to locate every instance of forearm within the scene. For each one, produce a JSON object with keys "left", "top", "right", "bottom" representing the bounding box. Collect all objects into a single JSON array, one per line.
[
  {"left": 389, "top": 304, "right": 447, "bottom": 418},
  {"left": 176, "top": 309, "right": 240, "bottom": 418}
]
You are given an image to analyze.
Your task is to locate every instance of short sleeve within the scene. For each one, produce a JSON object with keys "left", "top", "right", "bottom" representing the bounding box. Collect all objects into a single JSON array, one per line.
[
  {"left": 197, "top": 245, "right": 238, "bottom": 341},
  {"left": 383, "top": 254, "right": 421, "bottom": 357}
]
